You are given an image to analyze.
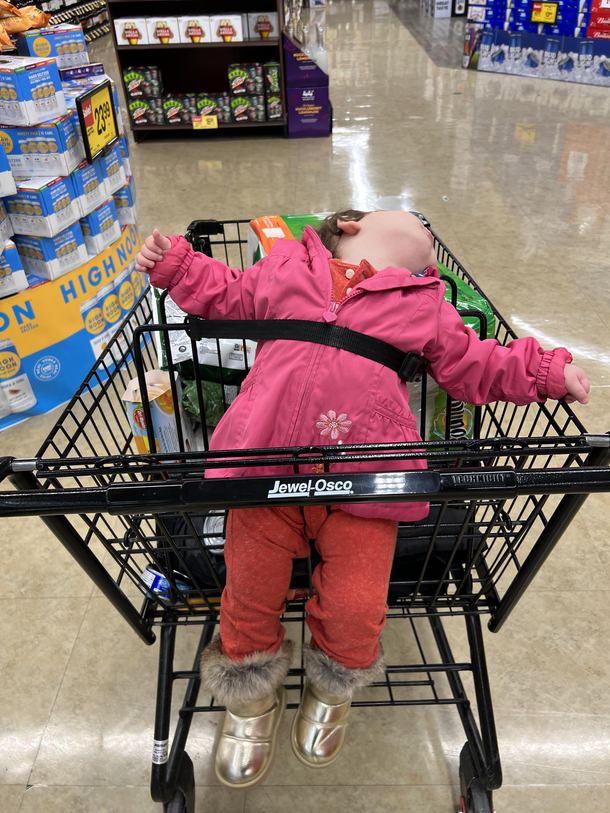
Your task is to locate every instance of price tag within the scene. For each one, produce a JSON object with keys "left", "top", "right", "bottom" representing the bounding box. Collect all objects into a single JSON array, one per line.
[
  {"left": 192, "top": 115, "right": 218, "bottom": 130},
  {"left": 76, "top": 80, "right": 119, "bottom": 164},
  {"left": 530, "top": 2, "right": 558, "bottom": 24}
]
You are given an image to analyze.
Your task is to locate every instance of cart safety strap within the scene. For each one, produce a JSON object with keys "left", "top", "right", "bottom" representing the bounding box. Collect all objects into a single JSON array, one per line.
[{"left": 184, "top": 317, "right": 427, "bottom": 383}]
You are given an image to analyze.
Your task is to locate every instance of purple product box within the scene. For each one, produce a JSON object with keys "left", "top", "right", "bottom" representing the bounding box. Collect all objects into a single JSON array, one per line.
[
  {"left": 287, "top": 86, "right": 330, "bottom": 138},
  {"left": 283, "top": 34, "right": 329, "bottom": 87},
  {"left": 59, "top": 63, "right": 106, "bottom": 82}
]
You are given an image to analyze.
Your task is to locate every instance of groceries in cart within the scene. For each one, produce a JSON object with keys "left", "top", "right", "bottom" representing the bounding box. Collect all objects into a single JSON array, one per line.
[{"left": 134, "top": 207, "right": 591, "bottom": 790}]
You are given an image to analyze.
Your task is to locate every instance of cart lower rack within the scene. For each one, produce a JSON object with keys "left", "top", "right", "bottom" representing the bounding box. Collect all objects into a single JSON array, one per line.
[{"left": 1, "top": 218, "right": 609, "bottom": 813}]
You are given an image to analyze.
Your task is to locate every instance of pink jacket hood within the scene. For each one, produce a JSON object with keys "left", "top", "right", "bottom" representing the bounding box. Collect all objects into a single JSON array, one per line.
[{"left": 151, "top": 226, "right": 571, "bottom": 521}]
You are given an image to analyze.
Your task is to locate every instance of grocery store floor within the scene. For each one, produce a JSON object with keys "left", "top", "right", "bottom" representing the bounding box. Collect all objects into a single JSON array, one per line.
[{"left": 2, "top": 1, "right": 610, "bottom": 811}]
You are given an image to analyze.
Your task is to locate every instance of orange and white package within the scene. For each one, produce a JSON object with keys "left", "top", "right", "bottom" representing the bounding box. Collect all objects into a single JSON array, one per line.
[
  {"left": 0, "top": 21, "right": 11, "bottom": 48},
  {"left": 247, "top": 215, "right": 295, "bottom": 263},
  {"left": 0, "top": 1, "right": 21, "bottom": 19},
  {"left": 122, "top": 369, "right": 196, "bottom": 454},
  {"left": 3, "top": 6, "right": 51, "bottom": 33}
]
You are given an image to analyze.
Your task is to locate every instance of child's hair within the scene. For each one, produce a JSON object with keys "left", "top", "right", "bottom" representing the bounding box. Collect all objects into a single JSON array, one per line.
[{"left": 315, "top": 209, "right": 369, "bottom": 257}]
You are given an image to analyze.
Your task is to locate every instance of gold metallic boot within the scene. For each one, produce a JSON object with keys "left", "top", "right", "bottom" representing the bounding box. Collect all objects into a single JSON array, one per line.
[
  {"left": 291, "top": 643, "right": 386, "bottom": 768},
  {"left": 200, "top": 636, "right": 292, "bottom": 789}
]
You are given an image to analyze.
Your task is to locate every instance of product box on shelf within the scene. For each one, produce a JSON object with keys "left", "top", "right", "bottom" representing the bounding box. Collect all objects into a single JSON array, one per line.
[
  {"left": 119, "top": 134, "right": 132, "bottom": 177},
  {"left": 114, "top": 19, "right": 150, "bottom": 46},
  {"left": 247, "top": 12, "right": 279, "bottom": 40},
  {"left": 228, "top": 63, "right": 264, "bottom": 95},
  {"left": 196, "top": 93, "right": 231, "bottom": 122},
  {"left": 266, "top": 93, "right": 283, "bottom": 120},
  {"left": 210, "top": 14, "right": 244, "bottom": 42},
  {"left": 14, "top": 221, "right": 88, "bottom": 280},
  {"left": 128, "top": 97, "right": 163, "bottom": 126},
  {"left": 114, "top": 176, "right": 137, "bottom": 226},
  {"left": 177, "top": 16, "right": 212, "bottom": 44},
  {"left": 0, "top": 200, "right": 12, "bottom": 243},
  {"left": 101, "top": 144, "right": 126, "bottom": 196},
  {"left": 477, "top": 27, "right": 610, "bottom": 84},
  {"left": 147, "top": 18, "right": 179, "bottom": 46},
  {"left": 0, "top": 113, "right": 84, "bottom": 178},
  {"left": 6, "top": 175, "right": 79, "bottom": 238},
  {"left": 230, "top": 95, "right": 257, "bottom": 122},
  {"left": 0, "top": 239, "right": 28, "bottom": 299},
  {"left": 17, "top": 25, "right": 89, "bottom": 70},
  {"left": 60, "top": 63, "right": 105, "bottom": 82},
  {"left": 80, "top": 197, "right": 121, "bottom": 256},
  {"left": 122, "top": 66, "right": 163, "bottom": 100},
  {"left": 63, "top": 75, "right": 125, "bottom": 135},
  {"left": 287, "top": 86, "right": 329, "bottom": 137},
  {"left": 264, "top": 62, "right": 282, "bottom": 94},
  {"left": 71, "top": 158, "right": 106, "bottom": 218},
  {"left": 0, "top": 143, "right": 16, "bottom": 197},
  {"left": 0, "top": 56, "right": 67, "bottom": 127},
  {"left": 162, "top": 95, "right": 192, "bottom": 125}
]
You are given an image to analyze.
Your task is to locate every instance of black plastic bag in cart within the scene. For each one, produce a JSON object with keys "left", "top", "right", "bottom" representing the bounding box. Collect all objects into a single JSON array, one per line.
[{"left": 161, "top": 504, "right": 478, "bottom": 597}]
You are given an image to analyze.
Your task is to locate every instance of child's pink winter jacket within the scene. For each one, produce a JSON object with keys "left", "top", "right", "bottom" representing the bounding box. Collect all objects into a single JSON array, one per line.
[{"left": 151, "top": 226, "right": 572, "bottom": 522}]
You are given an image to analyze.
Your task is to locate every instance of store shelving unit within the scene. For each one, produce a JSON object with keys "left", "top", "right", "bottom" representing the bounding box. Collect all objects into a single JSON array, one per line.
[
  {"left": 44, "top": 0, "right": 110, "bottom": 42},
  {"left": 107, "top": 0, "right": 287, "bottom": 142}
]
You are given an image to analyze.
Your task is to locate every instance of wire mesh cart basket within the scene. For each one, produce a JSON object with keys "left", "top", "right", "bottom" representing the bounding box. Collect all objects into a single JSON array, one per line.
[{"left": 1, "top": 218, "right": 609, "bottom": 813}]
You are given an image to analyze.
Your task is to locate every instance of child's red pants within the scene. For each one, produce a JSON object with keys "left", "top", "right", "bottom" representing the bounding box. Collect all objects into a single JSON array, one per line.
[{"left": 220, "top": 505, "right": 398, "bottom": 669}]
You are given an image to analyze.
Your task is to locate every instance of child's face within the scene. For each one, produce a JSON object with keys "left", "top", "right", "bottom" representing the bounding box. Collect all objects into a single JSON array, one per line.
[{"left": 337, "top": 211, "right": 437, "bottom": 274}]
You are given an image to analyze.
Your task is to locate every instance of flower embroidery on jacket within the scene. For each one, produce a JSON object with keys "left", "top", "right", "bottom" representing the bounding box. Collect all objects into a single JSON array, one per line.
[{"left": 316, "top": 410, "right": 352, "bottom": 440}]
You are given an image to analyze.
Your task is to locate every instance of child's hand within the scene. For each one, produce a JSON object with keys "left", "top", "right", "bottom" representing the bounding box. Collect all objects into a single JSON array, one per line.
[
  {"left": 564, "top": 364, "right": 590, "bottom": 405},
  {"left": 135, "top": 229, "right": 172, "bottom": 274}
]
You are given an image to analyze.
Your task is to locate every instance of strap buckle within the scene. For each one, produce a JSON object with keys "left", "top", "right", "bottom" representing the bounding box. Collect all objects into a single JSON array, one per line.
[{"left": 398, "top": 352, "right": 427, "bottom": 383}]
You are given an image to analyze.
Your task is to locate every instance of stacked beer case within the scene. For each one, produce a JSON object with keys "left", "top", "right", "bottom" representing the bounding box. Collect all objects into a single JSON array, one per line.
[
  {"left": 464, "top": 0, "right": 610, "bottom": 84},
  {"left": 0, "top": 25, "right": 141, "bottom": 424}
]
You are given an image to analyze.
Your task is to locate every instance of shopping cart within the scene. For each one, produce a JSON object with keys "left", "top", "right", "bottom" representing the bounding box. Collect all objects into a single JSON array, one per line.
[{"left": 1, "top": 218, "right": 609, "bottom": 813}]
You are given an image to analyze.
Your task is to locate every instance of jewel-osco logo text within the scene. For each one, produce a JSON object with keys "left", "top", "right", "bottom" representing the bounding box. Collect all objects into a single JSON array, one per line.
[{"left": 267, "top": 478, "right": 354, "bottom": 499}]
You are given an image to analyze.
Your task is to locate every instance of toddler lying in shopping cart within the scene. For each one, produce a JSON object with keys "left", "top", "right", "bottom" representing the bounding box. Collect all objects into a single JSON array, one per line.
[{"left": 136, "top": 209, "right": 589, "bottom": 789}]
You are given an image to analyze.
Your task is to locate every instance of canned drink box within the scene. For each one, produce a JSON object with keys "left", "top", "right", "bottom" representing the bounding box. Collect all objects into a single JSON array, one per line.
[
  {"left": 228, "top": 63, "right": 264, "bottom": 95},
  {"left": 100, "top": 144, "right": 127, "bottom": 198},
  {"left": 97, "top": 279, "right": 123, "bottom": 346},
  {"left": 59, "top": 62, "right": 105, "bottom": 82},
  {"left": 121, "top": 369, "right": 197, "bottom": 455},
  {"left": 0, "top": 56, "right": 67, "bottom": 127},
  {"left": 113, "top": 175, "right": 137, "bottom": 227},
  {"left": 230, "top": 95, "right": 253, "bottom": 122},
  {"left": 0, "top": 112, "right": 84, "bottom": 178},
  {"left": 128, "top": 97, "right": 159, "bottom": 126},
  {"left": 0, "top": 199, "right": 12, "bottom": 244},
  {"left": 266, "top": 94, "right": 283, "bottom": 121},
  {"left": 141, "top": 565, "right": 194, "bottom": 604},
  {"left": 118, "top": 134, "right": 132, "bottom": 177},
  {"left": 114, "top": 18, "right": 150, "bottom": 46},
  {"left": 71, "top": 158, "right": 106, "bottom": 218},
  {"left": 147, "top": 17, "right": 179, "bottom": 46},
  {"left": 122, "top": 66, "right": 164, "bottom": 100},
  {"left": 195, "top": 93, "right": 230, "bottom": 122},
  {"left": 210, "top": 14, "right": 244, "bottom": 42},
  {"left": 17, "top": 24, "right": 89, "bottom": 70},
  {"left": 263, "top": 62, "right": 282, "bottom": 94},
  {"left": 13, "top": 222, "right": 88, "bottom": 280},
  {"left": 177, "top": 16, "right": 212, "bottom": 44},
  {"left": 163, "top": 94, "right": 191, "bottom": 125},
  {"left": 247, "top": 12, "right": 279, "bottom": 40},
  {"left": 0, "top": 142, "right": 16, "bottom": 197},
  {"left": 6, "top": 174, "right": 79, "bottom": 238},
  {"left": 80, "top": 197, "right": 121, "bottom": 256},
  {"left": 0, "top": 239, "right": 28, "bottom": 300}
]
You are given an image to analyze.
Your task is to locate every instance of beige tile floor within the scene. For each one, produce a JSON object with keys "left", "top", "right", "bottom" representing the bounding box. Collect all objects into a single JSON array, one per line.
[{"left": 2, "top": 0, "right": 610, "bottom": 810}]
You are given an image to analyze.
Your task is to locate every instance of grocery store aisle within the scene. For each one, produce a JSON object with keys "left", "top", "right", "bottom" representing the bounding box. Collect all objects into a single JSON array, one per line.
[{"left": 2, "top": 2, "right": 610, "bottom": 812}]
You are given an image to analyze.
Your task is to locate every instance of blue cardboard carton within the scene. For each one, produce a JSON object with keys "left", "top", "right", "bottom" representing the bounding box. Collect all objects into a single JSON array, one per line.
[
  {"left": 6, "top": 174, "right": 79, "bottom": 237},
  {"left": 80, "top": 197, "right": 121, "bottom": 255},
  {"left": 71, "top": 158, "right": 106, "bottom": 217},
  {"left": 0, "top": 56, "right": 67, "bottom": 126},
  {"left": 0, "top": 112, "right": 84, "bottom": 178},
  {"left": 14, "top": 221, "right": 88, "bottom": 279}
]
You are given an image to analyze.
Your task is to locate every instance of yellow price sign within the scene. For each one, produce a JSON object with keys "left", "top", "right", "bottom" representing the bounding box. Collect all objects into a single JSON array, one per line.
[
  {"left": 530, "top": 1, "right": 558, "bottom": 24},
  {"left": 192, "top": 115, "right": 218, "bottom": 130},
  {"left": 76, "top": 80, "right": 119, "bottom": 163}
]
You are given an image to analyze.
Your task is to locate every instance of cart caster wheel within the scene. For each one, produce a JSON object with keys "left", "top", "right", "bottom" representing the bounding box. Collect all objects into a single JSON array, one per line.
[
  {"left": 164, "top": 790, "right": 187, "bottom": 813},
  {"left": 459, "top": 743, "right": 494, "bottom": 813},
  {"left": 162, "top": 752, "right": 195, "bottom": 813}
]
